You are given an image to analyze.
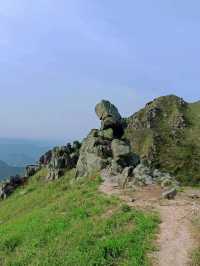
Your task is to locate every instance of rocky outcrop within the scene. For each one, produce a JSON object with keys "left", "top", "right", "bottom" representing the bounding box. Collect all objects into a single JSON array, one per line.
[
  {"left": 109, "top": 161, "right": 179, "bottom": 198},
  {"left": 39, "top": 150, "right": 52, "bottom": 166},
  {"left": 25, "top": 165, "right": 40, "bottom": 178},
  {"left": 75, "top": 129, "right": 111, "bottom": 177},
  {"left": 76, "top": 101, "right": 139, "bottom": 178},
  {"left": 95, "top": 100, "right": 124, "bottom": 137},
  {"left": 0, "top": 175, "right": 27, "bottom": 199},
  {"left": 40, "top": 141, "right": 81, "bottom": 180}
]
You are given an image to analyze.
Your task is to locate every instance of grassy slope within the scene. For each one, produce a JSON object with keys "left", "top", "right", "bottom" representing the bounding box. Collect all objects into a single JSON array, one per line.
[
  {"left": 0, "top": 169, "right": 159, "bottom": 266},
  {"left": 191, "top": 214, "right": 200, "bottom": 266},
  {"left": 183, "top": 101, "right": 200, "bottom": 184}
]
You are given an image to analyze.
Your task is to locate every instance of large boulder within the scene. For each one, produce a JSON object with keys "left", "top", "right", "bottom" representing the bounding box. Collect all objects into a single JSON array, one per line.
[
  {"left": 111, "top": 139, "right": 131, "bottom": 159},
  {"left": 111, "top": 139, "right": 139, "bottom": 167},
  {"left": 95, "top": 100, "right": 123, "bottom": 137},
  {"left": 76, "top": 130, "right": 111, "bottom": 177}
]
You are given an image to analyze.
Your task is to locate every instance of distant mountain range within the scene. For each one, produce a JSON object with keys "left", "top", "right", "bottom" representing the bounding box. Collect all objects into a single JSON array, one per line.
[
  {"left": 0, "top": 160, "right": 24, "bottom": 181},
  {"left": 0, "top": 138, "right": 64, "bottom": 167}
]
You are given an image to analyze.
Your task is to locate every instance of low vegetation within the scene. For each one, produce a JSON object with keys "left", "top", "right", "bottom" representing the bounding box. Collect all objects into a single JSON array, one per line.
[
  {"left": 191, "top": 209, "right": 200, "bottom": 266},
  {"left": 0, "top": 169, "right": 159, "bottom": 266},
  {"left": 125, "top": 96, "right": 200, "bottom": 184}
]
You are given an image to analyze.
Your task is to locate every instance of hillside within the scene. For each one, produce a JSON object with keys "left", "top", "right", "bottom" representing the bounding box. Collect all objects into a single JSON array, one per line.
[
  {"left": 0, "top": 160, "right": 24, "bottom": 180},
  {"left": 0, "top": 95, "right": 199, "bottom": 266},
  {"left": 0, "top": 169, "right": 159, "bottom": 266},
  {"left": 124, "top": 95, "right": 200, "bottom": 184}
]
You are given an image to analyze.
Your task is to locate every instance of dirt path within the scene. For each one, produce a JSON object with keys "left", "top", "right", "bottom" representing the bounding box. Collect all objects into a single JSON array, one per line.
[
  {"left": 156, "top": 204, "right": 194, "bottom": 266},
  {"left": 100, "top": 179, "right": 199, "bottom": 266}
]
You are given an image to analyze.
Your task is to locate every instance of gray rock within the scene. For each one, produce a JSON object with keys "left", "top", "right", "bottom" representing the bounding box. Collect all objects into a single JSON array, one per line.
[
  {"left": 153, "top": 169, "right": 163, "bottom": 179},
  {"left": 162, "top": 187, "right": 177, "bottom": 199},
  {"left": 133, "top": 164, "right": 153, "bottom": 185},
  {"left": 133, "top": 163, "right": 152, "bottom": 176},
  {"left": 111, "top": 139, "right": 131, "bottom": 161},
  {"left": 25, "top": 165, "right": 40, "bottom": 178},
  {"left": 161, "top": 178, "right": 174, "bottom": 188},
  {"left": 122, "top": 166, "right": 134, "bottom": 179},
  {"left": 46, "top": 168, "right": 65, "bottom": 181},
  {"left": 119, "top": 166, "right": 135, "bottom": 188},
  {"left": 95, "top": 100, "right": 123, "bottom": 136},
  {"left": 98, "top": 128, "right": 114, "bottom": 140},
  {"left": 110, "top": 160, "right": 123, "bottom": 175},
  {"left": 72, "top": 141, "right": 81, "bottom": 151},
  {"left": 39, "top": 150, "right": 52, "bottom": 165},
  {"left": 153, "top": 169, "right": 173, "bottom": 182},
  {"left": 95, "top": 100, "right": 121, "bottom": 125},
  {"left": 76, "top": 130, "right": 111, "bottom": 177},
  {"left": 0, "top": 175, "right": 28, "bottom": 200},
  {"left": 45, "top": 141, "right": 81, "bottom": 180}
]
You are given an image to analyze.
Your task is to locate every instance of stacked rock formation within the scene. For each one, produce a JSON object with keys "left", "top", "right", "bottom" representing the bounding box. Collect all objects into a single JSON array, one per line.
[
  {"left": 76, "top": 100, "right": 140, "bottom": 178},
  {"left": 40, "top": 141, "right": 81, "bottom": 180}
]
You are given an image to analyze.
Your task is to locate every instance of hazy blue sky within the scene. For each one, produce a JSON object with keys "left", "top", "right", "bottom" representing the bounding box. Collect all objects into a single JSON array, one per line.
[{"left": 1, "top": 0, "right": 200, "bottom": 141}]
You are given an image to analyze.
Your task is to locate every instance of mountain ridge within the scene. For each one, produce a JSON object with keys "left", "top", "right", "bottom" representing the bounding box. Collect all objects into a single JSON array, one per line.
[{"left": 124, "top": 95, "right": 200, "bottom": 184}]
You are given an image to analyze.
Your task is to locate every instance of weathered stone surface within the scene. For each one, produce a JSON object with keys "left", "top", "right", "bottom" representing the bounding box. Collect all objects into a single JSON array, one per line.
[
  {"left": 76, "top": 130, "right": 111, "bottom": 177},
  {"left": 0, "top": 175, "right": 28, "bottom": 200},
  {"left": 110, "top": 160, "right": 123, "bottom": 175},
  {"left": 25, "top": 165, "right": 40, "bottom": 178},
  {"left": 162, "top": 187, "right": 177, "bottom": 199},
  {"left": 75, "top": 100, "right": 140, "bottom": 178},
  {"left": 95, "top": 100, "right": 123, "bottom": 136},
  {"left": 39, "top": 141, "right": 82, "bottom": 181},
  {"left": 133, "top": 163, "right": 153, "bottom": 185},
  {"left": 39, "top": 150, "right": 52, "bottom": 166},
  {"left": 98, "top": 128, "right": 114, "bottom": 140},
  {"left": 118, "top": 166, "right": 135, "bottom": 188},
  {"left": 161, "top": 179, "right": 173, "bottom": 188},
  {"left": 95, "top": 100, "right": 121, "bottom": 125},
  {"left": 111, "top": 139, "right": 131, "bottom": 160}
]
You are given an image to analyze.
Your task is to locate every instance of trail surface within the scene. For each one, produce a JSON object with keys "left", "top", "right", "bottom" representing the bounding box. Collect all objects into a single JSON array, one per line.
[{"left": 100, "top": 179, "right": 200, "bottom": 266}]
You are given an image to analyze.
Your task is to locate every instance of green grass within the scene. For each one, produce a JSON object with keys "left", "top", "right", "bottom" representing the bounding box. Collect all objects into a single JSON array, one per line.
[
  {"left": 191, "top": 250, "right": 200, "bottom": 266},
  {"left": 0, "top": 169, "right": 159, "bottom": 266},
  {"left": 191, "top": 211, "right": 200, "bottom": 266}
]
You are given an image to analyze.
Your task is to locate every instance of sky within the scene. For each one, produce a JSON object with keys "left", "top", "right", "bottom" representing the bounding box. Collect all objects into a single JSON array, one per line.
[{"left": 0, "top": 0, "right": 200, "bottom": 141}]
